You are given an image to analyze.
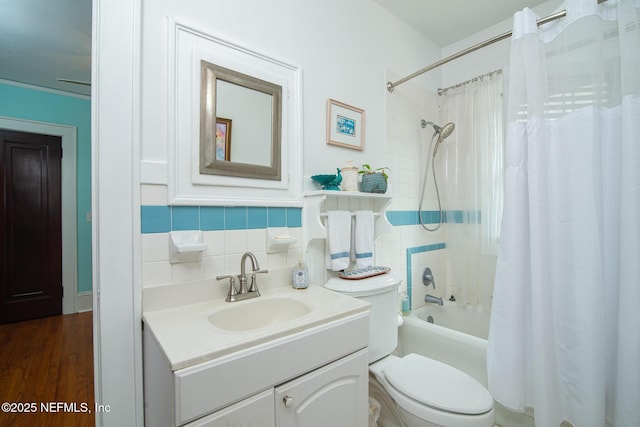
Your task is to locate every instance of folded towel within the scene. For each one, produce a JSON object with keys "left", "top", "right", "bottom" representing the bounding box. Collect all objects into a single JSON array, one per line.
[
  {"left": 325, "top": 210, "right": 352, "bottom": 271},
  {"left": 354, "top": 210, "right": 374, "bottom": 268}
]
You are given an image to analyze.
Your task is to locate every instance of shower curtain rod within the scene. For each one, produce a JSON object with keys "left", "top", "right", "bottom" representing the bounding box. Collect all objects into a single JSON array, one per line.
[
  {"left": 386, "top": 9, "right": 569, "bottom": 93},
  {"left": 438, "top": 69, "right": 502, "bottom": 95}
]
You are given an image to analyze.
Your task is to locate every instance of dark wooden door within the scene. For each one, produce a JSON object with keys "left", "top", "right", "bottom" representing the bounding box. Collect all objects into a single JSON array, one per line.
[{"left": 0, "top": 129, "right": 62, "bottom": 324}]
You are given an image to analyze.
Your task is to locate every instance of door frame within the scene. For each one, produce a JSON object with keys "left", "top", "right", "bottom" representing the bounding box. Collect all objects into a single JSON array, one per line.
[
  {"left": 0, "top": 116, "right": 78, "bottom": 315},
  {"left": 92, "top": 0, "right": 144, "bottom": 424}
]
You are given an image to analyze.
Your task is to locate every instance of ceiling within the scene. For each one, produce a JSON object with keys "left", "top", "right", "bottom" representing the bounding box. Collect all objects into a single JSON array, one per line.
[
  {"left": 0, "top": 0, "right": 92, "bottom": 96},
  {"left": 0, "top": 1, "right": 551, "bottom": 97},
  {"left": 374, "top": 0, "right": 551, "bottom": 47}
]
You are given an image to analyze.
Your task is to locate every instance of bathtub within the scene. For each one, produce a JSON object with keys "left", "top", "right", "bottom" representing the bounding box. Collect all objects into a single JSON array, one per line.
[{"left": 398, "top": 303, "right": 534, "bottom": 427}]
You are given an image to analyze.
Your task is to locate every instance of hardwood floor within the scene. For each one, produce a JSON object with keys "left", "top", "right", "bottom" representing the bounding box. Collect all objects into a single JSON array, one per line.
[{"left": 0, "top": 312, "right": 94, "bottom": 427}]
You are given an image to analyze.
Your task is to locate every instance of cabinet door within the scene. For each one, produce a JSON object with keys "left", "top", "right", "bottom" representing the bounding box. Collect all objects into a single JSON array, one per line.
[
  {"left": 275, "top": 349, "right": 369, "bottom": 427},
  {"left": 184, "top": 389, "right": 275, "bottom": 427}
]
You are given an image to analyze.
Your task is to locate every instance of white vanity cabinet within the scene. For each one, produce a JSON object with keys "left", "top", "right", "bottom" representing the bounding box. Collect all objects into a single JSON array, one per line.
[
  {"left": 142, "top": 289, "right": 370, "bottom": 427},
  {"left": 183, "top": 389, "right": 275, "bottom": 427},
  {"left": 183, "top": 349, "right": 368, "bottom": 427},
  {"left": 275, "top": 349, "right": 368, "bottom": 427}
]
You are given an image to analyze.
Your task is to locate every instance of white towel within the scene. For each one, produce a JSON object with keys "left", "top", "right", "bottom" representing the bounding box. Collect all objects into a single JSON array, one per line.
[
  {"left": 325, "top": 210, "right": 352, "bottom": 271},
  {"left": 354, "top": 210, "right": 374, "bottom": 268}
]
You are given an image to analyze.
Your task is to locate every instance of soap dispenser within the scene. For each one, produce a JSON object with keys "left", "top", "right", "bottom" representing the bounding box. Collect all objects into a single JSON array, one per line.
[
  {"left": 400, "top": 290, "right": 410, "bottom": 316},
  {"left": 292, "top": 259, "right": 309, "bottom": 289}
]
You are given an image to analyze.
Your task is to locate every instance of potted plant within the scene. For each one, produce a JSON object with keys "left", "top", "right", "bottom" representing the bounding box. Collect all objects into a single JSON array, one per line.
[{"left": 359, "top": 164, "right": 390, "bottom": 193}]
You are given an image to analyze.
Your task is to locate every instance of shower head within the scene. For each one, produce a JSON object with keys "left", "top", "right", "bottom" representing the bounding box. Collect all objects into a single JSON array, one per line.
[
  {"left": 421, "top": 120, "right": 455, "bottom": 156},
  {"left": 437, "top": 122, "right": 455, "bottom": 141},
  {"left": 421, "top": 120, "right": 455, "bottom": 142}
]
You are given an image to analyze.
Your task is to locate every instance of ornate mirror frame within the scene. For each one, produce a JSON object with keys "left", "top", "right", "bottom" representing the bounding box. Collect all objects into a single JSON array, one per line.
[{"left": 199, "top": 61, "right": 282, "bottom": 180}]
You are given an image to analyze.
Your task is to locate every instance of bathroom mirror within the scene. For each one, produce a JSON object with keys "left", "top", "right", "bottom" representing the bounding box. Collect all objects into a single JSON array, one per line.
[{"left": 200, "top": 60, "right": 282, "bottom": 180}]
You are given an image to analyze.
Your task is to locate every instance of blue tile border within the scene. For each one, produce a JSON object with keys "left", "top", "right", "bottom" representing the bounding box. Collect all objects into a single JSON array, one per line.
[
  {"left": 140, "top": 205, "right": 303, "bottom": 233},
  {"left": 286, "top": 207, "right": 302, "bottom": 227},
  {"left": 248, "top": 207, "right": 268, "bottom": 229},
  {"left": 267, "top": 207, "right": 287, "bottom": 227},
  {"left": 140, "top": 206, "right": 171, "bottom": 233},
  {"left": 406, "top": 243, "right": 446, "bottom": 310},
  {"left": 444, "top": 210, "right": 481, "bottom": 224},
  {"left": 386, "top": 210, "right": 481, "bottom": 226},
  {"left": 142, "top": 207, "right": 478, "bottom": 233},
  {"left": 171, "top": 206, "right": 199, "bottom": 231},
  {"left": 225, "top": 207, "right": 247, "bottom": 230},
  {"left": 200, "top": 206, "right": 225, "bottom": 231}
]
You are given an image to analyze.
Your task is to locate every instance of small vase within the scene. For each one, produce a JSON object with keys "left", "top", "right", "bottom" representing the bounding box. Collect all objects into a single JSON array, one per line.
[
  {"left": 360, "top": 173, "right": 387, "bottom": 193},
  {"left": 341, "top": 161, "right": 359, "bottom": 191}
]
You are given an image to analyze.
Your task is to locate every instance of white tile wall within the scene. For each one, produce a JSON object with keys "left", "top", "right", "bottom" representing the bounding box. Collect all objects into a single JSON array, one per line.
[{"left": 140, "top": 228, "right": 303, "bottom": 288}]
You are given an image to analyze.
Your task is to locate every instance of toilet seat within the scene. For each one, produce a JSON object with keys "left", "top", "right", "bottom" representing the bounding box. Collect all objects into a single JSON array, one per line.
[{"left": 382, "top": 354, "right": 493, "bottom": 415}]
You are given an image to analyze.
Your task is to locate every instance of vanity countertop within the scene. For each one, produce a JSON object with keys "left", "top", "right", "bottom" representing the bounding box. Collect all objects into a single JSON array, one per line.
[{"left": 142, "top": 285, "right": 369, "bottom": 371}]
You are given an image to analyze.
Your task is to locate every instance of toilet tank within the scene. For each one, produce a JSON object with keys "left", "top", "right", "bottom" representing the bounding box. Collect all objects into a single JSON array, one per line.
[{"left": 325, "top": 274, "right": 401, "bottom": 363}]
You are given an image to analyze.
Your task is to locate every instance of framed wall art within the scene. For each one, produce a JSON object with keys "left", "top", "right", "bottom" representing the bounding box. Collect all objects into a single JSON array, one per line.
[
  {"left": 215, "top": 117, "right": 232, "bottom": 161},
  {"left": 326, "top": 98, "right": 364, "bottom": 151}
]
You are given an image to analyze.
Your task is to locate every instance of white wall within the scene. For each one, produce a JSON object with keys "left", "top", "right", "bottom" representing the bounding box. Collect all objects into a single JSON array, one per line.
[
  {"left": 139, "top": 0, "right": 441, "bottom": 184},
  {"left": 138, "top": 0, "right": 444, "bottom": 295}
]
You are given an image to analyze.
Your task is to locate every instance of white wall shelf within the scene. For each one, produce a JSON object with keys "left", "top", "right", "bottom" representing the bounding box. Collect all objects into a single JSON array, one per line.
[
  {"left": 303, "top": 190, "right": 393, "bottom": 200},
  {"left": 302, "top": 191, "right": 392, "bottom": 254}
]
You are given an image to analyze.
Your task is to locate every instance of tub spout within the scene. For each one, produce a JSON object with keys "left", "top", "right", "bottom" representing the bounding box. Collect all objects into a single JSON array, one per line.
[{"left": 425, "top": 294, "right": 443, "bottom": 305}]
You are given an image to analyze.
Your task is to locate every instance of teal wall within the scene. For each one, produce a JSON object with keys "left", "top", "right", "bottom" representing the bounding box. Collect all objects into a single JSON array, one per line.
[{"left": 0, "top": 82, "right": 92, "bottom": 293}]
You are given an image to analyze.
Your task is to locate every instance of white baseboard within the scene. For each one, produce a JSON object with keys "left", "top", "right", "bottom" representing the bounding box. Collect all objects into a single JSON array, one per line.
[{"left": 77, "top": 291, "right": 93, "bottom": 312}]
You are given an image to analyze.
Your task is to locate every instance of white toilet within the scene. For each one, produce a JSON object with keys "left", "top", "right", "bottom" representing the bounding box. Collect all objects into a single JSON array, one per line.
[{"left": 326, "top": 275, "right": 495, "bottom": 427}]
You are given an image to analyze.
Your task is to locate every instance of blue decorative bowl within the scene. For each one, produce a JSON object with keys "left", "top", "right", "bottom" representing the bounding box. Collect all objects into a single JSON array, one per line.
[{"left": 311, "top": 169, "right": 342, "bottom": 191}]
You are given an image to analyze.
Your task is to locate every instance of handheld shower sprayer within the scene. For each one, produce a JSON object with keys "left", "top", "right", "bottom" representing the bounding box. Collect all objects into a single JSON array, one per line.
[
  {"left": 418, "top": 119, "right": 456, "bottom": 231},
  {"left": 421, "top": 120, "right": 455, "bottom": 151}
]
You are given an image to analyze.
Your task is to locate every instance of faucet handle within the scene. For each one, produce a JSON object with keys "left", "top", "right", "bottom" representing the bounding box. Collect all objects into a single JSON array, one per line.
[
  {"left": 248, "top": 269, "right": 268, "bottom": 293},
  {"left": 216, "top": 275, "right": 238, "bottom": 301},
  {"left": 422, "top": 267, "right": 435, "bottom": 289},
  {"left": 216, "top": 274, "right": 236, "bottom": 283}
]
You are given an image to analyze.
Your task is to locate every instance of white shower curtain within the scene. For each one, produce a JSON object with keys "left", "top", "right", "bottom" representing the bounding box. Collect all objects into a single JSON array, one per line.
[
  {"left": 487, "top": 1, "right": 640, "bottom": 426},
  {"left": 440, "top": 72, "right": 504, "bottom": 308}
]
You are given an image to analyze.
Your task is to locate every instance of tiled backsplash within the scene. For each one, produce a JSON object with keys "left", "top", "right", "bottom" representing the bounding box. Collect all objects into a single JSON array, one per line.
[
  {"left": 140, "top": 205, "right": 303, "bottom": 288},
  {"left": 406, "top": 243, "right": 446, "bottom": 310},
  {"left": 140, "top": 206, "right": 474, "bottom": 295}
]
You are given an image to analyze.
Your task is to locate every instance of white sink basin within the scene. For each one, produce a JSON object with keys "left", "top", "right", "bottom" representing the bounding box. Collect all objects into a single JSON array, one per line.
[
  {"left": 208, "top": 297, "right": 311, "bottom": 332},
  {"left": 142, "top": 285, "right": 370, "bottom": 370}
]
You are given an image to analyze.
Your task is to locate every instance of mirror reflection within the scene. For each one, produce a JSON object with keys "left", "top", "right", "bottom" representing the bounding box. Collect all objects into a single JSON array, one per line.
[
  {"left": 200, "top": 60, "right": 281, "bottom": 180},
  {"left": 216, "top": 80, "right": 272, "bottom": 166}
]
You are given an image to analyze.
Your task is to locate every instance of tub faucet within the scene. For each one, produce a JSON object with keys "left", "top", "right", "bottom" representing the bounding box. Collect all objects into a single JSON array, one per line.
[
  {"left": 425, "top": 294, "right": 443, "bottom": 305},
  {"left": 216, "top": 251, "right": 268, "bottom": 302}
]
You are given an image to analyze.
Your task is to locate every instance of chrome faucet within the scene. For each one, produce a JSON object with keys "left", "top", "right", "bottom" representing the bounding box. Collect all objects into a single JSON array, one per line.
[
  {"left": 216, "top": 251, "right": 268, "bottom": 302},
  {"left": 238, "top": 252, "right": 258, "bottom": 294},
  {"left": 425, "top": 294, "right": 444, "bottom": 305},
  {"left": 239, "top": 252, "right": 268, "bottom": 294}
]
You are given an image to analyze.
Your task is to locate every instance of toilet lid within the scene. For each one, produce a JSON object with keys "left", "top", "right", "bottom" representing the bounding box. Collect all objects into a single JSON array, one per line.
[
  {"left": 325, "top": 274, "right": 400, "bottom": 297},
  {"left": 383, "top": 353, "right": 493, "bottom": 415}
]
